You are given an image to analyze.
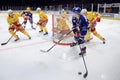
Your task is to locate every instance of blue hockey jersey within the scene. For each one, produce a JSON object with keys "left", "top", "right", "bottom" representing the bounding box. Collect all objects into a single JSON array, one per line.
[
  {"left": 72, "top": 15, "right": 89, "bottom": 36},
  {"left": 22, "top": 11, "right": 33, "bottom": 19}
]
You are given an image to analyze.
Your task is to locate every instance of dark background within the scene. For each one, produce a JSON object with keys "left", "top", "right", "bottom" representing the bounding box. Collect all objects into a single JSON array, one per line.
[
  {"left": 0, "top": 0, "right": 120, "bottom": 11},
  {"left": 0, "top": 0, "right": 120, "bottom": 7}
]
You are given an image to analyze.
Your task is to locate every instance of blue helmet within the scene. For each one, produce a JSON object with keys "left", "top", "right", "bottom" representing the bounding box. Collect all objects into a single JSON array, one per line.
[{"left": 72, "top": 7, "right": 81, "bottom": 14}]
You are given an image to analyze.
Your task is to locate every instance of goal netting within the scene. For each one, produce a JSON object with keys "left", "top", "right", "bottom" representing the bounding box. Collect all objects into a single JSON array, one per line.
[{"left": 52, "top": 14, "right": 74, "bottom": 45}]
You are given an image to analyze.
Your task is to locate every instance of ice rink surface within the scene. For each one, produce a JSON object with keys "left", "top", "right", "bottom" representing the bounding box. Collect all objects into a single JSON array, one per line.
[{"left": 0, "top": 13, "right": 120, "bottom": 80}]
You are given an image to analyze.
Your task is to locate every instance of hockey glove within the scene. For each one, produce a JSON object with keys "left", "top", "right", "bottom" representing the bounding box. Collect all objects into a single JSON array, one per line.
[
  {"left": 76, "top": 37, "right": 85, "bottom": 44},
  {"left": 72, "top": 27, "right": 79, "bottom": 34},
  {"left": 37, "top": 20, "right": 43, "bottom": 25},
  {"left": 24, "top": 16, "right": 28, "bottom": 21}
]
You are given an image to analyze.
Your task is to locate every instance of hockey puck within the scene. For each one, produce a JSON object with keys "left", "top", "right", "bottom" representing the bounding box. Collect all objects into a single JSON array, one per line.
[{"left": 78, "top": 72, "right": 82, "bottom": 75}]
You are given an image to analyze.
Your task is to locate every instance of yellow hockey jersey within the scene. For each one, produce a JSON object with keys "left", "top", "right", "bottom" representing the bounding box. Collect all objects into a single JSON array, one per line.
[
  {"left": 95, "top": 12, "right": 102, "bottom": 17},
  {"left": 38, "top": 11, "right": 48, "bottom": 21},
  {"left": 14, "top": 11, "right": 22, "bottom": 17},
  {"left": 7, "top": 12, "right": 19, "bottom": 25},
  {"left": 86, "top": 11, "right": 96, "bottom": 21}
]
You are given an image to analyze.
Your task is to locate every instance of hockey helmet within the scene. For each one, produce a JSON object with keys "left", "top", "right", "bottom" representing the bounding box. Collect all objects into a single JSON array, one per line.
[
  {"left": 26, "top": 7, "right": 30, "bottom": 10},
  {"left": 8, "top": 9, "right": 13, "bottom": 15},
  {"left": 36, "top": 7, "right": 41, "bottom": 11},
  {"left": 62, "top": 9, "right": 65, "bottom": 11},
  {"left": 80, "top": 9, "right": 87, "bottom": 15},
  {"left": 72, "top": 7, "right": 81, "bottom": 14}
]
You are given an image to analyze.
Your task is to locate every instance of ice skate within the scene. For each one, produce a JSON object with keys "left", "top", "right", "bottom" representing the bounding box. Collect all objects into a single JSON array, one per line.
[
  {"left": 31, "top": 26, "right": 36, "bottom": 30},
  {"left": 14, "top": 37, "right": 20, "bottom": 42},
  {"left": 28, "top": 36, "right": 31, "bottom": 39},
  {"left": 43, "top": 32, "right": 48, "bottom": 35},
  {"left": 103, "top": 38, "right": 105, "bottom": 44},
  {"left": 39, "top": 30, "right": 43, "bottom": 33},
  {"left": 14, "top": 35, "right": 20, "bottom": 42},
  {"left": 23, "top": 26, "right": 26, "bottom": 29}
]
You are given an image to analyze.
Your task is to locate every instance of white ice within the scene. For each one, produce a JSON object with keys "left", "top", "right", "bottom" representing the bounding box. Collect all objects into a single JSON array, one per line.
[{"left": 0, "top": 12, "right": 120, "bottom": 80}]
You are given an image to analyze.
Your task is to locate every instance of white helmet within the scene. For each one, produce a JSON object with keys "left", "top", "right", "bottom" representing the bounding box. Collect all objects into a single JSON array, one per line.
[
  {"left": 36, "top": 7, "right": 41, "bottom": 11},
  {"left": 8, "top": 9, "right": 13, "bottom": 14},
  {"left": 62, "top": 9, "right": 65, "bottom": 11},
  {"left": 81, "top": 9, "right": 87, "bottom": 15}
]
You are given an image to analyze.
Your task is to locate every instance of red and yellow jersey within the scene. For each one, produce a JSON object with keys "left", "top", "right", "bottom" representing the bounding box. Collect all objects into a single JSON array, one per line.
[
  {"left": 95, "top": 12, "right": 101, "bottom": 22},
  {"left": 86, "top": 12, "right": 96, "bottom": 28},
  {"left": 95, "top": 12, "right": 102, "bottom": 17},
  {"left": 87, "top": 11, "right": 102, "bottom": 28},
  {"left": 89, "top": 18, "right": 97, "bottom": 28},
  {"left": 86, "top": 11, "right": 96, "bottom": 21},
  {"left": 7, "top": 12, "right": 19, "bottom": 25},
  {"left": 38, "top": 11, "right": 48, "bottom": 21}
]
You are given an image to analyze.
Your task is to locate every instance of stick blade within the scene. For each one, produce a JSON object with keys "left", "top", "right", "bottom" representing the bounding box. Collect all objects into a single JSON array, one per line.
[
  {"left": 1, "top": 43, "right": 7, "bottom": 46},
  {"left": 83, "top": 72, "right": 88, "bottom": 78},
  {"left": 40, "top": 49, "right": 48, "bottom": 53}
]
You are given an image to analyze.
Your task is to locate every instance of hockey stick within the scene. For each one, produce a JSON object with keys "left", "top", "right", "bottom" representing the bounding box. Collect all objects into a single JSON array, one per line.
[
  {"left": 33, "top": 22, "right": 38, "bottom": 30},
  {"left": 1, "top": 30, "right": 17, "bottom": 46},
  {"left": 78, "top": 45, "right": 88, "bottom": 78},
  {"left": 40, "top": 30, "right": 72, "bottom": 53}
]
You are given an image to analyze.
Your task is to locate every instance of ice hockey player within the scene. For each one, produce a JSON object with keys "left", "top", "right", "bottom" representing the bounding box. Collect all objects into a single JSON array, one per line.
[
  {"left": 7, "top": 10, "right": 31, "bottom": 41},
  {"left": 36, "top": 7, "right": 48, "bottom": 35},
  {"left": 71, "top": 7, "right": 89, "bottom": 55},
  {"left": 22, "top": 7, "right": 35, "bottom": 30},
  {"left": 85, "top": 12, "right": 105, "bottom": 44}
]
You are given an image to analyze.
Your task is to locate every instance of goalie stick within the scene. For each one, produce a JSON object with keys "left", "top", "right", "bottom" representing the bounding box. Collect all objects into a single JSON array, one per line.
[
  {"left": 40, "top": 30, "right": 72, "bottom": 53},
  {"left": 1, "top": 30, "right": 17, "bottom": 45},
  {"left": 78, "top": 45, "right": 88, "bottom": 78}
]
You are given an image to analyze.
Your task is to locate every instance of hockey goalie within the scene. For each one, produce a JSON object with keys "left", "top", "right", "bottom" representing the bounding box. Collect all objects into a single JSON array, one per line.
[
  {"left": 52, "top": 9, "right": 74, "bottom": 45},
  {"left": 55, "top": 17, "right": 70, "bottom": 34}
]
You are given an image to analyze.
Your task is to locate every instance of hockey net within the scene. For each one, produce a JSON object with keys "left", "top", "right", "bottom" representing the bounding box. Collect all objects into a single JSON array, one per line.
[{"left": 52, "top": 14, "right": 74, "bottom": 45}]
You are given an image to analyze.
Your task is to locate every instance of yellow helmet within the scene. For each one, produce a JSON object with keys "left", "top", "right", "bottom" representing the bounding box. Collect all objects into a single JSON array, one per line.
[
  {"left": 26, "top": 7, "right": 31, "bottom": 11},
  {"left": 86, "top": 11, "right": 96, "bottom": 21}
]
